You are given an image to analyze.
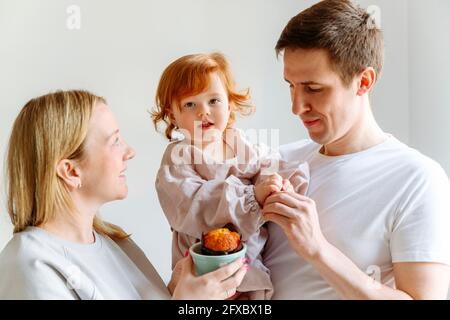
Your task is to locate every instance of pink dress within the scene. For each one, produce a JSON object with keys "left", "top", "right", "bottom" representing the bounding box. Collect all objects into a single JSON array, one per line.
[{"left": 155, "top": 128, "right": 309, "bottom": 299}]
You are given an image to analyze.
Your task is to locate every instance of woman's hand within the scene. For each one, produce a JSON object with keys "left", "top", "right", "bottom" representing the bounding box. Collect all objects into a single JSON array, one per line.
[
  {"left": 171, "top": 255, "right": 248, "bottom": 300},
  {"left": 262, "top": 191, "right": 328, "bottom": 262},
  {"left": 167, "top": 258, "right": 183, "bottom": 295}
]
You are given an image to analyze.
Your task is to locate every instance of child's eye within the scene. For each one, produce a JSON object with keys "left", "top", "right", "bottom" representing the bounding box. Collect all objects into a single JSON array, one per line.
[
  {"left": 113, "top": 137, "right": 120, "bottom": 145},
  {"left": 209, "top": 98, "right": 220, "bottom": 105},
  {"left": 184, "top": 102, "right": 196, "bottom": 108}
]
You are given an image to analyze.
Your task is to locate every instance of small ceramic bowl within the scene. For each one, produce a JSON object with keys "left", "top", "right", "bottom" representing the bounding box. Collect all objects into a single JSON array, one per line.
[{"left": 189, "top": 242, "right": 247, "bottom": 276}]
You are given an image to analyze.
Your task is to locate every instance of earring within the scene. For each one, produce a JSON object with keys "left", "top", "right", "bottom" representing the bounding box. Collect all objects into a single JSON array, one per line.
[{"left": 78, "top": 183, "right": 82, "bottom": 189}]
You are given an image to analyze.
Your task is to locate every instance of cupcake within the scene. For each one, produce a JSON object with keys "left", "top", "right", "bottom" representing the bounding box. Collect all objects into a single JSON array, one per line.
[{"left": 201, "top": 226, "right": 242, "bottom": 256}]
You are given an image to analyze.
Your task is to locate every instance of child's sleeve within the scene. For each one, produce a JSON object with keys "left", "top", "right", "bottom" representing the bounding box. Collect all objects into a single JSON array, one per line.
[
  {"left": 156, "top": 161, "right": 264, "bottom": 241},
  {"left": 278, "top": 160, "right": 310, "bottom": 195},
  {"left": 254, "top": 145, "right": 310, "bottom": 196},
  {"left": 236, "top": 227, "right": 274, "bottom": 299}
]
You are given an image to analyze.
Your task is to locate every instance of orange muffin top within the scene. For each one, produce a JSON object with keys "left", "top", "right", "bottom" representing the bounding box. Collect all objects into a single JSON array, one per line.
[{"left": 202, "top": 228, "right": 241, "bottom": 252}]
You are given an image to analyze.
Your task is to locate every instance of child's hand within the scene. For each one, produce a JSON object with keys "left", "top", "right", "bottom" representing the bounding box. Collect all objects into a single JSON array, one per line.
[
  {"left": 281, "top": 179, "right": 294, "bottom": 193},
  {"left": 255, "top": 173, "right": 283, "bottom": 206}
]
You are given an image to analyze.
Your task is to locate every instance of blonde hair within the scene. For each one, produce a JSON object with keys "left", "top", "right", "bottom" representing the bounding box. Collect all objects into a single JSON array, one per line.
[
  {"left": 6, "top": 90, "right": 129, "bottom": 239},
  {"left": 151, "top": 52, "right": 255, "bottom": 140}
]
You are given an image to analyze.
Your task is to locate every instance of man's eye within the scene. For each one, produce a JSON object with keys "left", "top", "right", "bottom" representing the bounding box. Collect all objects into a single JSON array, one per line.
[
  {"left": 209, "top": 98, "right": 220, "bottom": 105},
  {"left": 306, "top": 86, "right": 322, "bottom": 93},
  {"left": 184, "top": 102, "right": 195, "bottom": 108}
]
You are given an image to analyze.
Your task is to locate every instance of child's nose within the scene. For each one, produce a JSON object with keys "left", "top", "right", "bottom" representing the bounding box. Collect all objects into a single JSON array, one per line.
[{"left": 197, "top": 103, "right": 211, "bottom": 117}]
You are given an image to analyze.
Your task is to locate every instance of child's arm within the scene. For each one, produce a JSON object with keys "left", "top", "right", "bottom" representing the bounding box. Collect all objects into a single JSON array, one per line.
[
  {"left": 249, "top": 142, "right": 309, "bottom": 196},
  {"left": 156, "top": 163, "right": 264, "bottom": 241},
  {"left": 256, "top": 157, "right": 310, "bottom": 196}
]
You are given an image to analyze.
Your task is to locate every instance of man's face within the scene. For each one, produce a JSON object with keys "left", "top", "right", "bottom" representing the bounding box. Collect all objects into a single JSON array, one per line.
[{"left": 283, "top": 48, "right": 361, "bottom": 146}]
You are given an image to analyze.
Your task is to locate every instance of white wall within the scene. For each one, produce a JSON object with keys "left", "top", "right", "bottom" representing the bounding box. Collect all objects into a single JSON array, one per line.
[
  {"left": 409, "top": 0, "right": 450, "bottom": 174},
  {"left": 407, "top": 2, "right": 450, "bottom": 299},
  {"left": 0, "top": 0, "right": 447, "bottom": 295}
]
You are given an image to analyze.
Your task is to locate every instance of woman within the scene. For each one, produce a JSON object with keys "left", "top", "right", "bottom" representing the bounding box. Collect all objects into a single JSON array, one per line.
[{"left": 0, "top": 90, "right": 247, "bottom": 299}]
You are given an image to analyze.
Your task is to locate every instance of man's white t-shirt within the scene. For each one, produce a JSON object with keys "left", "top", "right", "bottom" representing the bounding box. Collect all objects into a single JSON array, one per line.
[{"left": 264, "top": 135, "right": 450, "bottom": 299}]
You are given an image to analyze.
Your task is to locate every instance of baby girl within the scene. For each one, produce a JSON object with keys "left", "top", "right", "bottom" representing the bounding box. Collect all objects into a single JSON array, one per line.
[{"left": 151, "top": 52, "right": 309, "bottom": 299}]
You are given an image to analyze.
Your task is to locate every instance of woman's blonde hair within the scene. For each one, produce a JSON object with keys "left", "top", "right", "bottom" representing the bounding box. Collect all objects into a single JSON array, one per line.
[
  {"left": 151, "top": 52, "right": 255, "bottom": 140},
  {"left": 6, "top": 90, "right": 129, "bottom": 239}
]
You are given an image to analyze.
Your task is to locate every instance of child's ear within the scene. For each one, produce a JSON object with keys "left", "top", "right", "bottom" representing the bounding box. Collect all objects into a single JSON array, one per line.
[{"left": 167, "top": 110, "right": 177, "bottom": 127}]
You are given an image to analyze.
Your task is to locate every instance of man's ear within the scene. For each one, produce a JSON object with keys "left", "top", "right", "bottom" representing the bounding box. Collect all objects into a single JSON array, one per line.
[
  {"left": 56, "top": 159, "right": 82, "bottom": 191},
  {"left": 356, "top": 67, "right": 376, "bottom": 96}
]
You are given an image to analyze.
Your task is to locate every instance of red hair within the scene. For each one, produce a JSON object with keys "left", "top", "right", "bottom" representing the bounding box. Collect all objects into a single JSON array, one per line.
[{"left": 151, "top": 52, "right": 254, "bottom": 140}]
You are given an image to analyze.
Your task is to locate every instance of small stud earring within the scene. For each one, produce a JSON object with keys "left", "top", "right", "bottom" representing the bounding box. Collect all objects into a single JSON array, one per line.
[{"left": 78, "top": 183, "right": 82, "bottom": 189}]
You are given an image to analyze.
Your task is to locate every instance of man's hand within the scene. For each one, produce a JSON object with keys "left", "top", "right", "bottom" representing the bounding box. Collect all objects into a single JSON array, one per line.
[
  {"left": 262, "top": 191, "right": 328, "bottom": 262},
  {"left": 262, "top": 192, "right": 450, "bottom": 300}
]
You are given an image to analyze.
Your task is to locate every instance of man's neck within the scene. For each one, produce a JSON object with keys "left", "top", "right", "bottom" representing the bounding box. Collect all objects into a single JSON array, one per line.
[{"left": 321, "top": 105, "right": 387, "bottom": 156}]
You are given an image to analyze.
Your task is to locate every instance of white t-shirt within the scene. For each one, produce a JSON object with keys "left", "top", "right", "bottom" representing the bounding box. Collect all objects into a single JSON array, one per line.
[
  {"left": 0, "top": 227, "right": 171, "bottom": 299},
  {"left": 263, "top": 135, "right": 450, "bottom": 300}
]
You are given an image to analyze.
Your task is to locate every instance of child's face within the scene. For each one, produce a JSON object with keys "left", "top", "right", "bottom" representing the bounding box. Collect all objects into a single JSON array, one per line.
[{"left": 171, "top": 72, "right": 231, "bottom": 145}]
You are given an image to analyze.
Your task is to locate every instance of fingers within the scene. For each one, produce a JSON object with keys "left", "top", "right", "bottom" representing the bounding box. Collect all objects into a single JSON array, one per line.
[
  {"left": 265, "top": 184, "right": 280, "bottom": 195},
  {"left": 172, "top": 256, "right": 185, "bottom": 277},
  {"left": 265, "top": 191, "right": 314, "bottom": 208},
  {"left": 262, "top": 173, "right": 282, "bottom": 190},
  {"left": 224, "top": 288, "right": 237, "bottom": 300},
  {"left": 221, "top": 262, "right": 248, "bottom": 291},
  {"left": 264, "top": 192, "right": 298, "bottom": 208},
  {"left": 207, "top": 257, "right": 246, "bottom": 282},
  {"left": 281, "top": 179, "right": 288, "bottom": 191},
  {"left": 282, "top": 179, "right": 294, "bottom": 192},
  {"left": 269, "top": 174, "right": 283, "bottom": 189},
  {"left": 262, "top": 201, "right": 298, "bottom": 219},
  {"left": 178, "top": 255, "right": 195, "bottom": 277},
  {"left": 263, "top": 212, "right": 291, "bottom": 231}
]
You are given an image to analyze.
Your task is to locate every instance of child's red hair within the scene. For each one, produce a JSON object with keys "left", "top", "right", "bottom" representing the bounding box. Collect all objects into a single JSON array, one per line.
[{"left": 152, "top": 52, "right": 254, "bottom": 140}]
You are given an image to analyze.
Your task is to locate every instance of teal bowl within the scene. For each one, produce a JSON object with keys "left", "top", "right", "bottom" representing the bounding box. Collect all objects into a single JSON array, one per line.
[{"left": 189, "top": 242, "right": 247, "bottom": 276}]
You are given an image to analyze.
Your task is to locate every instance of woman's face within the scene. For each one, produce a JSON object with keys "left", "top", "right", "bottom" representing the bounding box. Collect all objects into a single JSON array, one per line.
[{"left": 79, "top": 103, "right": 135, "bottom": 205}]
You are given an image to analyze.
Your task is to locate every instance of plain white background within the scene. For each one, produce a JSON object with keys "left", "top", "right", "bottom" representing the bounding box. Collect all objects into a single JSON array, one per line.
[{"left": 0, "top": 0, "right": 449, "bottom": 297}]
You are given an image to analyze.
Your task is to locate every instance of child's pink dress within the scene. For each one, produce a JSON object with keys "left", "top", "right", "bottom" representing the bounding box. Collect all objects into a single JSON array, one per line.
[{"left": 156, "top": 128, "right": 309, "bottom": 299}]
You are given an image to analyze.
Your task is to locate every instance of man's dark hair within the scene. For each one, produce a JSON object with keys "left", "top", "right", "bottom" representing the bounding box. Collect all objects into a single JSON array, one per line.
[{"left": 276, "top": 0, "right": 384, "bottom": 86}]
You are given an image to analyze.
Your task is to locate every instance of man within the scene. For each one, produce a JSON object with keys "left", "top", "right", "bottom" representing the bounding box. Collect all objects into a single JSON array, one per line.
[{"left": 262, "top": 0, "right": 450, "bottom": 299}]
